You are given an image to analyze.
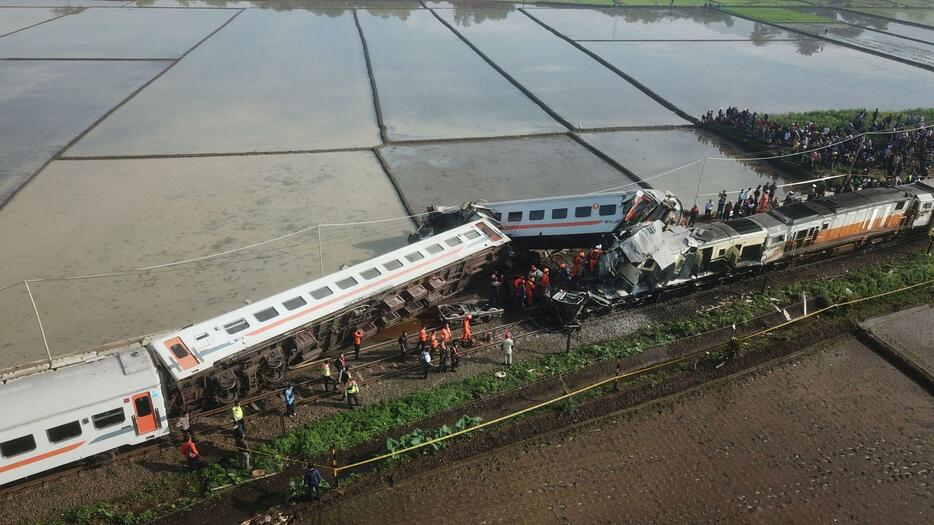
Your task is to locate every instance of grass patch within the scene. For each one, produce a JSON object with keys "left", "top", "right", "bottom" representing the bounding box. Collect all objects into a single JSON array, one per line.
[{"left": 724, "top": 7, "right": 832, "bottom": 23}]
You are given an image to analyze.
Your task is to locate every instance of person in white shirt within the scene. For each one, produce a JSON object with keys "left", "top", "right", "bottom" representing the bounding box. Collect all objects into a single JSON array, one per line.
[{"left": 501, "top": 335, "right": 513, "bottom": 366}]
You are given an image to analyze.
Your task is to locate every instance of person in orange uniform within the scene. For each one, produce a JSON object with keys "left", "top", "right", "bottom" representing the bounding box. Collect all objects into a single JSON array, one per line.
[
  {"left": 539, "top": 267, "right": 551, "bottom": 298},
  {"left": 588, "top": 245, "right": 602, "bottom": 273},
  {"left": 353, "top": 328, "right": 364, "bottom": 360},
  {"left": 571, "top": 251, "right": 585, "bottom": 279},
  {"left": 430, "top": 332, "right": 439, "bottom": 355},
  {"left": 442, "top": 323, "right": 453, "bottom": 343},
  {"left": 525, "top": 277, "right": 535, "bottom": 306},
  {"left": 418, "top": 325, "right": 428, "bottom": 352},
  {"left": 461, "top": 315, "right": 473, "bottom": 345}
]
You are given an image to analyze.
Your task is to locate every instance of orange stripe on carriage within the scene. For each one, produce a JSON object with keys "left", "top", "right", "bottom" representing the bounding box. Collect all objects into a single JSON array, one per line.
[{"left": 0, "top": 441, "right": 85, "bottom": 474}]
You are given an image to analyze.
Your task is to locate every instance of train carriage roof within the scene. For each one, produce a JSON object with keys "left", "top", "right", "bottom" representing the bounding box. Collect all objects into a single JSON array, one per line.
[
  {"left": 768, "top": 201, "right": 833, "bottom": 224},
  {"left": 721, "top": 218, "right": 766, "bottom": 236},
  {"left": 0, "top": 347, "right": 160, "bottom": 432}
]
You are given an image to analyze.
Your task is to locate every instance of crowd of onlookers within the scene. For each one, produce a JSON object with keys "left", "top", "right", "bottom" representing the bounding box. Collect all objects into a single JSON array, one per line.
[{"left": 701, "top": 107, "right": 933, "bottom": 184}]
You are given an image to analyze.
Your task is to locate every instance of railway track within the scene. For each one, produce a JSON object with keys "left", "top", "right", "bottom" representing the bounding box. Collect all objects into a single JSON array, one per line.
[{"left": 1, "top": 232, "right": 925, "bottom": 499}]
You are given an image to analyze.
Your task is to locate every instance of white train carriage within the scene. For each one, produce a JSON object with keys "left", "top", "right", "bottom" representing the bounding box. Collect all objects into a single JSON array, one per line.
[
  {"left": 481, "top": 189, "right": 682, "bottom": 249},
  {"left": 146, "top": 219, "right": 508, "bottom": 407},
  {"left": 0, "top": 347, "right": 168, "bottom": 486}
]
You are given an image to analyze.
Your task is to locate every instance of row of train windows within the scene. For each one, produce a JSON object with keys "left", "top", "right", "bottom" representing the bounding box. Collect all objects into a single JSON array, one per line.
[
  {"left": 220, "top": 230, "right": 482, "bottom": 335},
  {"left": 0, "top": 408, "right": 125, "bottom": 458},
  {"left": 502, "top": 204, "right": 617, "bottom": 223}
]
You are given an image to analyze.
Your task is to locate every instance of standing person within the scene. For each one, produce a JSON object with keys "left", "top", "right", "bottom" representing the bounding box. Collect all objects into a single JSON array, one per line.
[
  {"left": 754, "top": 185, "right": 762, "bottom": 203},
  {"left": 430, "top": 331, "right": 439, "bottom": 356},
  {"left": 724, "top": 200, "right": 734, "bottom": 219},
  {"left": 352, "top": 327, "right": 364, "bottom": 360},
  {"left": 717, "top": 191, "right": 726, "bottom": 219},
  {"left": 588, "top": 245, "right": 602, "bottom": 274},
  {"left": 180, "top": 435, "right": 204, "bottom": 471},
  {"left": 338, "top": 367, "right": 351, "bottom": 401},
  {"left": 438, "top": 340, "right": 449, "bottom": 373},
  {"left": 704, "top": 199, "right": 714, "bottom": 220},
  {"left": 231, "top": 401, "right": 245, "bottom": 432},
  {"left": 336, "top": 352, "right": 347, "bottom": 372},
  {"left": 557, "top": 263, "right": 571, "bottom": 290},
  {"left": 320, "top": 360, "right": 333, "bottom": 393},
  {"left": 418, "top": 325, "right": 428, "bottom": 352},
  {"left": 539, "top": 267, "right": 551, "bottom": 298},
  {"left": 346, "top": 378, "right": 361, "bottom": 408},
  {"left": 501, "top": 333, "right": 514, "bottom": 366},
  {"left": 449, "top": 341, "right": 460, "bottom": 373},
  {"left": 528, "top": 264, "right": 543, "bottom": 282},
  {"left": 525, "top": 277, "right": 535, "bottom": 307},
  {"left": 234, "top": 424, "right": 250, "bottom": 470},
  {"left": 689, "top": 204, "right": 699, "bottom": 226},
  {"left": 420, "top": 347, "right": 432, "bottom": 379},
  {"left": 283, "top": 382, "right": 296, "bottom": 418},
  {"left": 461, "top": 315, "right": 472, "bottom": 345},
  {"left": 516, "top": 277, "right": 527, "bottom": 309},
  {"left": 397, "top": 331, "right": 409, "bottom": 362},
  {"left": 489, "top": 271, "right": 502, "bottom": 306},
  {"left": 571, "top": 251, "right": 585, "bottom": 280},
  {"left": 441, "top": 323, "right": 453, "bottom": 344},
  {"left": 304, "top": 465, "right": 322, "bottom": 501},
  {"left": 768, "top": 182, "right": 777, "bottom": 203},
  {"left": 175, "top": 411, "right": 191, "bottom": 438}
]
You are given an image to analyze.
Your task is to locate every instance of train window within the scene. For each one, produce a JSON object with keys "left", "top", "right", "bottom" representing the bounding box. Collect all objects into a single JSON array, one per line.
[
  {"left": 507, "top": 211, "right": 523, "bottom": 222},
  {"left": 821, "top": 223, "right": 830, "bottom": 230},
  {"left": 426, "top": 244, "right": 444, "bottom": 255},
  {"left": 405, "top": 251, "right": 425, "bottom": 263},
  {"left": 445, "top": 236, "right": 463, "bottom": 247},
  {"left": 491, "top": 212, "right": 502, "bottom": 222},
  {"left": 92, "top": 408, "right": 125, "bottom": 430},
  {"left": 283, "top": 296, "right": 307, "bottom": 310},
  {"left": 718, "top": 249, "right": 726, "bottom": 257},
  {"left": 383, "top": 259, "right": 404, "bottom": 271},
  {"left": 529, "top": 210, "right": 545, "bottom": 221},
  {"left": 924, "top": 203, "right": 932, "bottom": 210},
  {"left": 134, "top": 396, "right": 153, "bottom": 418},
  {"left": 463, "top": 230, "right": 480, "bottom": 240},
  {"left": 169, "top": 343, "right": 189, "bottom": 359},
  {"left": 795, "top": 230, "right": 808, "bottom": 240},
  {"left": 895, "top": 201, "right": 905, "bottom": 210},
  {"left": 361, "top": 268, "right": 381, "bottom": 280},
  {"left": 254, "top": 307, "right": 279, "bottom": 322},
  {"left": 575, "top": 207, "right": 592, "bottom": 218},
  {"left": 552, "top": 208, "right": 568, "bottom": 219},
  {"left": 47, "top": 421, "right": 82, "bottom": 444},
  {"left": 224, "top": 318, "right": 250, "bottom": 335},
  {"left": 195, "top": 333, "right": 209, "bottom": 341},
  {"left": 1, "top": 435, "right": 36, "bottom": 458},
  {"left": 599, "top": 204, "right": 617, "bottom": 217},
  {"left": 336, "top": 277, "right": 358, "bottom": 290},
  {"left": 310, "top": 287, "right": 333, "bottom": 300},
  {"left": 475, "top": 222, "right": 503, "bottom": 242}
]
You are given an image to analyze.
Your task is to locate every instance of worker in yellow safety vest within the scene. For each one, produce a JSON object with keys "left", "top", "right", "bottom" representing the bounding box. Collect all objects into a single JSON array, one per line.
[{"left": 346, "top": 379, "right": 361, "bottom": 408}]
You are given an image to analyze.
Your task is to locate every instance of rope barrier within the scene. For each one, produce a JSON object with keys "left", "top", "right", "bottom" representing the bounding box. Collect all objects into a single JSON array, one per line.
[{"left": 334, "top": 278, "right": 933, "bottom": 474}]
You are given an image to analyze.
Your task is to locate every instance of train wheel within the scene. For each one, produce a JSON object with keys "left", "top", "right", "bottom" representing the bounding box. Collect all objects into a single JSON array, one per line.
[{"left": 212, "top": 370, "right": 239, "bottom": 405}]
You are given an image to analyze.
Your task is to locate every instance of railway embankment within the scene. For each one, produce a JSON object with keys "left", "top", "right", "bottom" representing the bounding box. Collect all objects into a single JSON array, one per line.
[{"left": 18, "top": 242, "right": 934, "bottom": 525}]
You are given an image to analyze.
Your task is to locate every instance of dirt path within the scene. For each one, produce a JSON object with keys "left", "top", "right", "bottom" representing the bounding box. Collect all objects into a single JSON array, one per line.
[{"left": 299, "top": 337, "right": 933, "bottom": 525}]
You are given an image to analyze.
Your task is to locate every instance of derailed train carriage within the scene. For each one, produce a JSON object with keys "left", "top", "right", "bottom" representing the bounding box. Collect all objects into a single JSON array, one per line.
[{"left": 587, "top": 182, "right": 934, "bottom": 307}]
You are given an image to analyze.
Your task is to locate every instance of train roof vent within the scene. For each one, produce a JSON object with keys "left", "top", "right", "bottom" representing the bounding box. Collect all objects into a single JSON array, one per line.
[
  {"left": 117, "top": 346, "right": 150, "bottom": 376},
  {"left": 722, "top": 218, "right": 765, "bottom": 235}
]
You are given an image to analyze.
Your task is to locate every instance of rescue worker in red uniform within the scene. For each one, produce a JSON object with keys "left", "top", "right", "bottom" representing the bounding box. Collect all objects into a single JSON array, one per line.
[
  {"left": 571, "top": 251, "right": 585, "bottom": 279},
  {"left": 418, "top": 325, "right": 428, "bottom": 352},
  {"left": 430, "top": 332, "right": 439, "bottom": 355},
  {"left": 461, "top": 315, "right": 472, "bottom": 344},
  {"left": 525, "top": 277, "right": 535, "bottom": 306}
]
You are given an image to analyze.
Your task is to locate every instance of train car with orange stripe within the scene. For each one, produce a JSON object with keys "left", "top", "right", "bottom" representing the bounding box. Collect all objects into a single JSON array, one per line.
[
  {"left": 145, "top": 219, "right": 509, "bottom": 410},
  {"left": 0, "top": 346, "right": 167, "bottom": 487}
]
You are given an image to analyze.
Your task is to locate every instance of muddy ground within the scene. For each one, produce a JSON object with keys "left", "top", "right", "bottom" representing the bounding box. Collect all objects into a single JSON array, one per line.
[{"left": 299, "top": 336, "right": 933, "bottom": 525}]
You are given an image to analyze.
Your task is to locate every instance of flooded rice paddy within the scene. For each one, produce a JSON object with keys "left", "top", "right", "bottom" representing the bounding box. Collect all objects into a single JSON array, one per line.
[
  {"left": 68, "top": 9, "right": 381, "bottom": 156},
  {"left": 380, "top": 135, "right": 638, "bottom": 214},
  {"left": 851, "top": 8, "right": 934, "bottom": 29},
  {"left": 580, "top": 129, "right": 786, "bottom": 206},
  {"left": 0, "top": 59, "right": 168, "bottom": 203},
  {"left": 0, "top": 7, "right": 237, "bottom": 59},
  {"left": 783, "top": 23, "right": 934, "bottom": 68},
  {"left": 798, "top": 7, "right": 934, "bottom": 44},
  {"left": 0, "top": 152, "right": 414, "bottom": 369},
  {"left": 433, "top": 9, "right": 684, "bottom": 128},
  {"left": 582, "top": 39, "right": 934, "bottom": 116},
  {"left": 0, "top": 7, "right": 63, "bottom": 36},
  {"left": 357, "top": 9, "right": 563, "bottom": 140},
  {"left": 1, "top": 3, "right": 931, "bottom": 365}
]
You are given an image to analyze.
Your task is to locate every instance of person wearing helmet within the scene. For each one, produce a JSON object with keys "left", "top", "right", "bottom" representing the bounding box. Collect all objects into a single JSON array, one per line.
[
  {"left": 571, "top": 251, "right": 585, "bottom": 279},
  {"left": 558, "top": 263, "right": 572, "bottom": 290},
  {"left": 461, "top": 314, "right": 472, "bottom": 344}
]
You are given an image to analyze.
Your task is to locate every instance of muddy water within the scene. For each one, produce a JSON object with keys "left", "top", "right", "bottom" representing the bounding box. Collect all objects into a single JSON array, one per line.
[
  {"left": 0, "top": 7, "right": 65, "bottom": 36},
  {"left": 379, "top": 135, "right": 637, "bottom": 213},
  {"left": 854, "top": 8, "right": 934, "bottom": 28},
  {"left": 0, "top": 1, "right": 120, "bottom": 6},
  {"left": 0, "top": 152, "right": 414, "bottom": 369},
  {"left": 0, "top": 60, "right": 168, "bottom": 206},
  {"left": 784, "top": 23, "right": 934, "bottom": 68},
  {"left": 580, "top": 129, "right": 787, "bottom": 206},
  {"left": 0, "top": 7, "right": 236, "bottom": 58},
  {"left": 357, "top": 9, "right": 562, "bottom": 140},
  {"left": 68, "top": 8, "right": 380, "bottom": 156},
  {"left": 525, "top": 7, "right": 805, "bottom": 41},
  {"left": 582, "top": 40, "right": 934, "bottom": 116},
  {"left": 434, "top": 9, "right": 683, "bottom": 129}
]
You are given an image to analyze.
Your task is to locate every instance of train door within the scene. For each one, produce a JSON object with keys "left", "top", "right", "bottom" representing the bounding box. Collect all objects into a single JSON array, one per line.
[{"left": 131, "top": 392, "right": 159, "bottom": 435}]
